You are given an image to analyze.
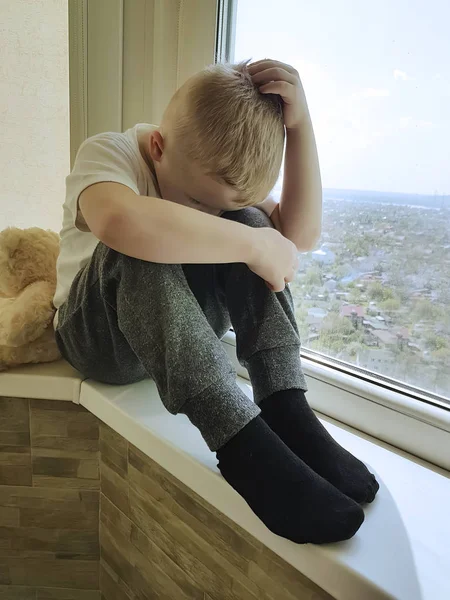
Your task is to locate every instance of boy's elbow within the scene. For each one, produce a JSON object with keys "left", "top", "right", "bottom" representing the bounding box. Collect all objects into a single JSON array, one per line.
[{"left": 290, "top": 227, "right": 322, "bottom": 253}]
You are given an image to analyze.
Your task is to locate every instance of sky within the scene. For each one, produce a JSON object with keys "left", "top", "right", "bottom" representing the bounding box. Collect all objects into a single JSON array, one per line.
[{"left": 234, "top": 0, "right": 450, "bottom": 196}]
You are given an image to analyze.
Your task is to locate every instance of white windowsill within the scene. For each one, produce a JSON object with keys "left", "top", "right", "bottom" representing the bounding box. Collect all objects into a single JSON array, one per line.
[
  {"left": 79, "top": 375, "right": 450, "bottom": 600},
  {"left": 1, "top": 359, "right": 449, "bottom": 599}
]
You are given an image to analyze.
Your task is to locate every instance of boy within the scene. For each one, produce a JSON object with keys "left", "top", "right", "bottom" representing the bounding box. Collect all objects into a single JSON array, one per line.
[{"left": 54, "top": 59, "right": 378, "bottom": 545}]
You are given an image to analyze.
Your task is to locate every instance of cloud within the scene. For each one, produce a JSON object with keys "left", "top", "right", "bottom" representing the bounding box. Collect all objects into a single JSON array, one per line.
[
  {"left": 360, "top": 88, "right": 390, "bottom": 98},
  {"left": 399, "top": 116, "right": 412, "bottom": 128},
  {"left": 394, "top": 69, "right": 412, "bottom": 81},
  {"left": 417, "top": 120, "right": 434, "bottom": 129},
  {"left": 399, "top": 117, "right": 434, "bottom": 130}
]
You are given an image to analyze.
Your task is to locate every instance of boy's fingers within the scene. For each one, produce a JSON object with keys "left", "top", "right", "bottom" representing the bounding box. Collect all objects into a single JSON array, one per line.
[
  {"left": 251, "top": 67, "right": 298, "bottom": 86},
  {"left": 259, "top": 81, "right": 293, "bottom": 101},
  {"left": 248, "top": 59, "right": 298, "bottom": 76}
]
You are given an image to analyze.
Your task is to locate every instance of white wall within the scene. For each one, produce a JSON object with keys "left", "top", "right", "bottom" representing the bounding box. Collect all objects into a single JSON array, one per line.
[{"left": 0, "top": 0, "right": 70, "bottom": 233}]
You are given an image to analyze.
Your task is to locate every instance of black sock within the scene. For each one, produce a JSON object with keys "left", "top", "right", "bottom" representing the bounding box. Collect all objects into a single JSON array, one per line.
[
  {"left": 259, "top": 389, "right": 379, "bottom": 504},
  {"left": 216, "top": 415, "right": 364, "bottom": 544}
]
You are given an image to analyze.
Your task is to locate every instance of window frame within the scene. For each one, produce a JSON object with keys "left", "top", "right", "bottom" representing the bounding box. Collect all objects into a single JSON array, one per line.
[{"left": 222, "top": 331, "right": 450, "bottom": 470}]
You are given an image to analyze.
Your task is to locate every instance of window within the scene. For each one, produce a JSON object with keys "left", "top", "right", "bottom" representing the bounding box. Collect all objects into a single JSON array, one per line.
[
  {"left": 232, "top": 0, "right": 450, "bottom": 403},
  {"left": 0, "top": 1, "right": 70, "bottom": 232}
]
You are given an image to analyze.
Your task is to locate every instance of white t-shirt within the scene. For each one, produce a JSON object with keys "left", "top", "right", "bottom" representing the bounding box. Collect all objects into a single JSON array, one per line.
[{"left": 53, "top": 123, "right": 159, "bottom": 326}]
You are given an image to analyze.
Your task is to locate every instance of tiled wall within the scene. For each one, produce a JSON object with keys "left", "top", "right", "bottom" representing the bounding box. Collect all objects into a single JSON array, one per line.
[
  {"left": 99, "top": 422, "right": 333, "bottom": 600},
  {"left": 0, "top": 396, "right": 333, "bottom": 600},
  {"left": 0, "top": 396, "right": 100, "bottom": 599}
]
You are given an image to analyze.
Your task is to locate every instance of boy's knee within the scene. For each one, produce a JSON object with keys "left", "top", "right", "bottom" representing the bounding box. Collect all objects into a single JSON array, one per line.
[{"left": 222, "top": 207, "right": 274, "bottom": 229}]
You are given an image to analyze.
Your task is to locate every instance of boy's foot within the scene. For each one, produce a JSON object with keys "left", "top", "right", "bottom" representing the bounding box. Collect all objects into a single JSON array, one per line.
[
  {"left": 216, "top": 416, "right": 364, "bottom": 544},
  {"left": 259, "top": 389, "right": 379, "bottom": 505}
]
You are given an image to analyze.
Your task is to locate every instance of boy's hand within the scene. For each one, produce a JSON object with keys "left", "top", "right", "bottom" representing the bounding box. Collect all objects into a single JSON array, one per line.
[
  {"left": 248, "top": 59, "right": 308, "bottom": 130},
  {"left": 247, "top": 227, "right": 299, "bottom": 292}
]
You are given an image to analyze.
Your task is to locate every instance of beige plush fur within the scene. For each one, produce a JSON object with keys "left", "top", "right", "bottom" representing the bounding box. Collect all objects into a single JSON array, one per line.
[{"left": 0, "top": 227, "right": 61, "bottom": 371}]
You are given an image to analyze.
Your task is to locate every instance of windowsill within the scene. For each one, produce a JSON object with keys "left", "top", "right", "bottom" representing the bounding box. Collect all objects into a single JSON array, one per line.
[
  {"left": 0, "top": 359, "right": 84, "bottom": 402},
  {"left": 79, "top": 376, "right": 450, "bottom": 600},
  {"left": 1, "top": 361, "right": 449, "bottom": 599}
]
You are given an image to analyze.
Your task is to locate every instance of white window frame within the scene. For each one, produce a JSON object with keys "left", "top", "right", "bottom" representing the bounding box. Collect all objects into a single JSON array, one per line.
[
  {"left": 69, "top": 0, "right": 450, "bottom": 470},
  {"left": 222, "top": 331, "right": 450, "bottom": 471}
]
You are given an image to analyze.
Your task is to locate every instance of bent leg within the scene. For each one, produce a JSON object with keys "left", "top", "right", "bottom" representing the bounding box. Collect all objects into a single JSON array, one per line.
[
  {"left": 56, "top": 243, "right": 259, "bottom": 451},
  {"left": 220, "top": 207, "right": 307, "bottom": 404}
]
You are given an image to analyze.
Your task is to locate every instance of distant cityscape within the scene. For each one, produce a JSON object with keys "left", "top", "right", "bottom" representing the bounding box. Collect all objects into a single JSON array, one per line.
[{"left": 288, "top": 188, "right": 450, "bottom": 401}]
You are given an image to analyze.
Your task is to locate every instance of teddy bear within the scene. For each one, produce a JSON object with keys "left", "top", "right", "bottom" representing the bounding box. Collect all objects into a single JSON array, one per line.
[{"left": 0, "top": 227, "right": 62, "bottom": 371}]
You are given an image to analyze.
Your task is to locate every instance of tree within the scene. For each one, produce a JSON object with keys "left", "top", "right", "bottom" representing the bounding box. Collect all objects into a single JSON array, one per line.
[
  {"left": 423, "top": 333, "right": 448, "bottom": 352},
  {"left": 303, "top": 267, "right": 322, "bottom": 287},
  {"left": 367, "top": 282, "right": 385, "bottom": 302},
  {"left": 431, "top": 347, "right": 450, "bottom": 366},
  {"left": 379, "top": 297, "right": 401, "bottom": 314},
  {"left": 346, "top": 341, "right": 364, "bottom": 358}
]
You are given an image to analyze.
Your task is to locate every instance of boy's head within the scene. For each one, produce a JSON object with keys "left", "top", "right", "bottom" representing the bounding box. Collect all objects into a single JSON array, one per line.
[{"left": 147, "top": 61, "right": 285, "bottom": 215}]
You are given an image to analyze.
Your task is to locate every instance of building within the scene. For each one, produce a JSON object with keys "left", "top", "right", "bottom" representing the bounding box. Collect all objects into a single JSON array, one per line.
[
  {"left": 341, "top": 305, "right": 364, "bottom": 328},
  {"left": 311, "top": 247, "right": 336, "bottom": 265}
]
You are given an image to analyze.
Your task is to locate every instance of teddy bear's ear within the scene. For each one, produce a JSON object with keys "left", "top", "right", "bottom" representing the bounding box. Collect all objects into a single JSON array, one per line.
[{"left": 0, "top": 227, "right": 60, "bottom": 297}]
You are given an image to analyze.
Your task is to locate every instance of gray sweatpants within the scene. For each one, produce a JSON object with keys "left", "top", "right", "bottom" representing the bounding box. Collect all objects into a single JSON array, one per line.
[{"left": 55, "top": 207, "right": 307, "bottom": 451}]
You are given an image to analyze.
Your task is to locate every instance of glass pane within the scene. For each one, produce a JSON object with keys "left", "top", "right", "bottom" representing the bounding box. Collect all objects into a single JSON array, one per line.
[
  {"left": 233, "top": 0, "right": 450, "bottom": 401},
  {"left": 0, "top": 0, "right": 70, "bottom": 232}
]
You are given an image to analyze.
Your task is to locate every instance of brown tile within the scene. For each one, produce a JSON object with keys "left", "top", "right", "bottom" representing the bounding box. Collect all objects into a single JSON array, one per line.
[
  {"left": 128, "top": 478, "right": 259, "bottom": 598},
  {"left": 100, "top": 462, "right": 128, "bottom": 516},
  {"left": 0, "top": 544, "right": 97, "bottom": 562},
  {"left": 32, "top": 476, "right": 99, "bottom": 490},
  {"left": 30, "top": 400, "right": 85, "bottom": 413},
  {"left": 0, "top": 451, "right": 30, "bottom": 464},
  {"left": 5, "top": 558, "right": 98, "bottom": 589},
  {"left": 0, "top": 506, "right": 20, "bottom": 527},
  {"left": 99, "top": 424, "right": 127, "bottom": 458},
  {"left": 32, "top": 449, "right": 99, "bottom": 461},
  {"left": 20, "top": 505, "right": 98, "bottom": 531},
  {"left": 128, "top": 445, "right": 262, "bottom": 561},
  {"left": 100, "top": 441, "right": 127, "bottom": 480},
  {"left": 0, "top": 449, "right": 32, "bottom": 486},
  {"left": 100, "top": 495, "right": 131, "bottom": 541},
  {"left": 129, "top": 540, "right": 192, "bottom": 600},
  {"left": 0, "top": 431, "right": 30, "bottom": 452},
  {"left": 67, "top": 414, "right": 99, "bottom": 441},
  {"left": 231, "top": 577, "right": 273, "bottom": 600},
  {"left": 32, "top": 437, "right": 98, "bottom": 454},
  {"left": 0, "top": 465, "right": 32, "bottom": 486},
  {"left": 36, "top": 587, "right": 100, "bottom": 599},
  {"left": 248, "top": 560, "right": 330, "bottom": 600},
  {"left": 129, "top": 500, "right": 235, "bottom": 600},
  {"left": 30, "top": 405, "right": 98, "bottom": 440},
  {"left": 54, "top": 531, "right": 99, "bottom": 559},
  {"left": 30, "top": 410, "right": 68, "bottom": 438},
  {"left": 99, "top": 562, "right": 133, "bottom": 600},
  {"left": 130, "top": 524, "right": 204, "bottom": 600},
  {"left": 0, "top": 526, "right": 99, "bottom": 558},
  {"left": 0, "top": 398, "right": 29, "bottom": 433},
  {"left": 128, "top": 461, "right": 259, "bottom": 596},
  {"left": 0, "top": 562, "right": 11, "bottom": 584},
  {"left": 0, "top": 584, "right": 35, "bottom": 598},
  {"left": 32, "top": 457, "right": 98, "bottom": 481},
  {"left": 0, "top": 485, "right": 97, "bottom": 510},
  {"left": 99, "top": 522, "right": 133, "bottom": 592},
  {"left": 254, "top": 549, "right": 334, "bottom": 600}
]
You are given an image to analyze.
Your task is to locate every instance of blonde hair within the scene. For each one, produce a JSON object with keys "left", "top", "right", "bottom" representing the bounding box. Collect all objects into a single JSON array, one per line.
[{"left": 166, "top": 61, "right": 285, "bottom": 206}]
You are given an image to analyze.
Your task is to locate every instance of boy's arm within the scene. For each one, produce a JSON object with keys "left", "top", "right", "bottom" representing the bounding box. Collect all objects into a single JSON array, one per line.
[
  {"left": 249, "top": 59, "right": 322, "bottom": 252},
  {"left": 255, "top": 195, "right": 281, "bottom": 230},
  {"left": 79, "top": 182, "right": 254, "bottom": 265}
]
